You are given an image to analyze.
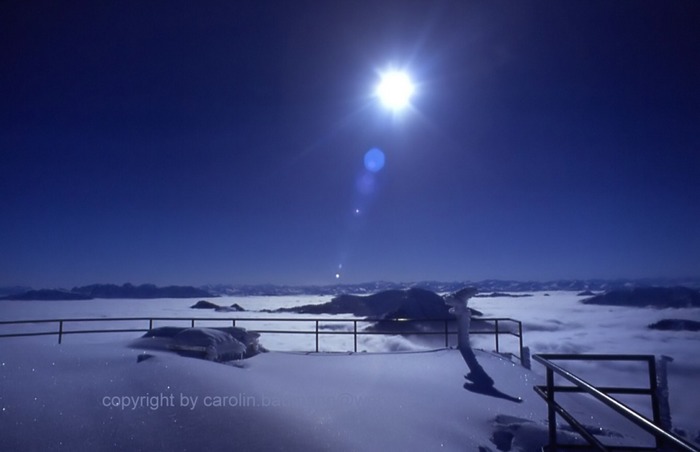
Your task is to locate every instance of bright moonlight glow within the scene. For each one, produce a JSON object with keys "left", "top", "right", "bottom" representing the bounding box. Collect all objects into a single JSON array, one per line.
[{"left": 376, "top": 71, "right": 415, "bottom": 110}]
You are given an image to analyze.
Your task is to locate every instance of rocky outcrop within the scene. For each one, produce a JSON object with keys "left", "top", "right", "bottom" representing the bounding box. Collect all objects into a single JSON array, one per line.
[
  {"left": 266, "top": 287, "right": 479, "bottom": 319},
  {"left": 191, "top": 300, "right": 221, "bottom": 309},
  {"left": 648, "top": 319, "right": 700, "bottom": 332},
  {"left": 266, "top": 288, "right": 489, "bottom": 336},
  {"left": 214, "top": 304, "right": 245, "bottom": 312},
  {"left": 581, "top": 287, "right": 700, "bottom": 309},
  {"left": 190, "top": 300, "right": 245, "bottom": 312},
  {"left": 474, "top": 292, "right": 532, "bottom": 298}
]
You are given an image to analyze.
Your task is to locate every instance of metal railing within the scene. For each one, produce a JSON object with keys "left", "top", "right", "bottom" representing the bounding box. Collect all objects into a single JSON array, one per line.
[
  {"left": 533, "top": 354, "right": 699, "bottom": 452},
  {"left": 0, "top": 316, "right": 523, "bottom": 359}
]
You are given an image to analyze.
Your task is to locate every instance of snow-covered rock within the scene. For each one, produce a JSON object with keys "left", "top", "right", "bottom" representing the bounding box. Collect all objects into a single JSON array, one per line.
[
  {"left": 134, "top": 326, "right": 264, "bottom": 361},
  {"left": 171, "top": 328, "right": 246, "bottom": 361}
]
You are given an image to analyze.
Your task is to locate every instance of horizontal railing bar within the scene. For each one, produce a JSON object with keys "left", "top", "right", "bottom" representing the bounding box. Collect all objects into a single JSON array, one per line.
[
  {"left": 546, "top": 447, "right": 658, "bottom": 451},
  {"left": 0, "top": 329, "right": 450, "bottom": 337},
  {"left": 241, "top": 330, "right": 313, "bottom": 335},
  {"left": 0, "top": 329, "right": 451, "bottom": 338},
  {"left": 542, "top": 446, "right": 656, "bottom": 451},
  {"left": 0, "top": 317, "right": 522, "bottom": 330},
  {"left": 0, "top": 329, "right": 148, "bottom": 338},
  {"left": 0, "top": 329, "right": 508, "bottom": 336},
  {"left": 535, "top": 385, "right": 654, "bottom": 396},
  {"left": 0, "top": 328, "right": 519, "bottom": 336},
  {"left": 533, "top": 355, "right": 699, "bottom": 452},
  {"left": 0, "top": 316, "right": 521, "bottom": 324},
  {"left": 0, "top": 319, "right": 63, "bottom": 325},
  {"left": 0, "top": 331, "right": 63, "bottom": 338},
  {"left": 588, "top": 448, "right": 656, "bottom": 451},
  {"left": 60, "top": 329, "right": 149, "bottom": 335},
  {"left": 254, "top": 330, "right": 448, "bottom": 335},
  {"left": 535, "top": 353, "right": 655, "bottom": 363},
  {"left": 470, "top": 331, "right": 519, "bottom": 335}
]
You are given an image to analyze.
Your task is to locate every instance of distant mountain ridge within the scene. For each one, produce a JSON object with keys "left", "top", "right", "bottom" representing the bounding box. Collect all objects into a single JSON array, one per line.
[
  {"left": 2, "top": 284, "right": 214, "bottom": 300},
  {"left": 4, "top": 278, "right": 700, "bottom": 300},
  {"left": 202, "top": 278, "right": 700, "bottom": 296},
  {"left": 0, "top": 286, "right": 32, "bottom": 297},
  {"left": 1, "top": 289, "right": 93, "bottom": 301},
  {"left": 71, "top": 283, "right": 214, "bottom": 299}
]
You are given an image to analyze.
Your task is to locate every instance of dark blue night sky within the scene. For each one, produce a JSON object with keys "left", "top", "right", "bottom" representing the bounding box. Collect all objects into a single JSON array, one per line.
[{"left": 2, "top": 1, "right": 699, "bottom": 287}]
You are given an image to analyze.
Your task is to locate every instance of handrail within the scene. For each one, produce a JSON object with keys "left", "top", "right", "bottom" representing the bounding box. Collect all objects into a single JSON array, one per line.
[
  {"left": 0, "top": 316, "right": 523, "bottom": 359},
  {"left": 533, "top": 354, "right": 698, "bottom": 452}
]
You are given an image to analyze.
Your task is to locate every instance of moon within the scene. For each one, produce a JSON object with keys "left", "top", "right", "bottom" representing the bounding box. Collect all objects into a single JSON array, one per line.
[{"left": 376, "top": 70, "right": 415, "bottom": 111}]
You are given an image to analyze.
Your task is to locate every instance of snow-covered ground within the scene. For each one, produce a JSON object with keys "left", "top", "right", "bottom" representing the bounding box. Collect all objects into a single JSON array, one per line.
[{"left": 1, "top": 292, "right": 699, "bottom": 450}]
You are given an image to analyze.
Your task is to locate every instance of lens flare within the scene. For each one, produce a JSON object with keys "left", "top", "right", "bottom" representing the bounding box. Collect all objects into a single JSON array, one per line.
[{"left": 364, "top": 148, "right": 385, "bottom": 173}]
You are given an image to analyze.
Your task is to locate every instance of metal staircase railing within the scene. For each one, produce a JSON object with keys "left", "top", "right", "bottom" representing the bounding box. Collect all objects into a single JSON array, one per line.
[{"left": 533, "top": 354, "right": 698, "bottom": 452}]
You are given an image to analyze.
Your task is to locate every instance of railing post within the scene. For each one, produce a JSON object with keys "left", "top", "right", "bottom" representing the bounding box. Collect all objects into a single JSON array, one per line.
[
  {"left": 648, "top": 357, "right": 662, "bottom": 449},
  {"left": 495, "top": 320, "right": 500, "bottom": 353},
  {"left": 444, "top": 319, "right": 449, "bottom": 347},
  {"left": 58, "top": 320, "right": 63, "bottom": 344},
  {"left": 315, "top": 320, "right": 319, "bottom": 353},
  {"left": 232, "top": 319, "right": 236, "bottom": 327},
  {"left": 149, "top": 319, "right": 153, "bottom": 330},
  {"left": 191, "top": 319, "right": 195, "bottom": 328},
  {"left": 518, "top": 321, "right": 523, "bottom": 362},
  {"left": 353, "top": 320, "right": 357, "bottom": 353},
  {"left": 547, "top": 367, "right": 557, "bottom": 450},
  {"left": 656, "top": 356, "right": 673, "bottom": 434}
]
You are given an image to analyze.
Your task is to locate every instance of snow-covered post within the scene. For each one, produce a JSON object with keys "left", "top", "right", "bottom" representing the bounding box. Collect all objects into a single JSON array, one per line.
[
  {"left": 656, "top": 355, "right": 673, "bottom": 431},
  {"left": 445, "top": 287, "right": 494, "bottom": 387},
  {"left": 521, "top": 346, "right": 531, "bottom": 370}
]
